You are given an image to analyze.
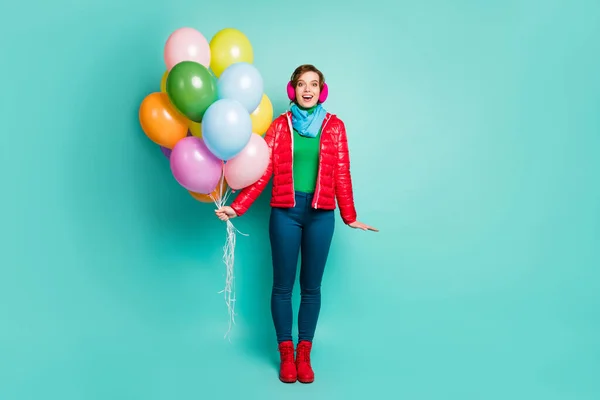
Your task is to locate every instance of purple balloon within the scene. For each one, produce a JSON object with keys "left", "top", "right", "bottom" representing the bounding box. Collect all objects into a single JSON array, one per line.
[
  {"left": 170, "top": 136, "right": 223, "bottom": 194},
  {"left": 159, "top": 131, "right": 190, "bottom": 159},
  {"left": 160, "top": 146, "right": 172, "bottom": 159}
]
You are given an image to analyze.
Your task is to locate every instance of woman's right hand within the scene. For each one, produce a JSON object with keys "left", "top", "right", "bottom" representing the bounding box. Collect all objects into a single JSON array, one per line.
[{"left": 215, "top": 206, "right": 237, "bottom": 221}]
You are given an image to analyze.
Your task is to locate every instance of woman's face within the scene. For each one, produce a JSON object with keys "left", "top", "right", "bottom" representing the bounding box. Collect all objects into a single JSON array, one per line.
[{"left": 295, "top": 71, "right": 320, "bottom": 108}]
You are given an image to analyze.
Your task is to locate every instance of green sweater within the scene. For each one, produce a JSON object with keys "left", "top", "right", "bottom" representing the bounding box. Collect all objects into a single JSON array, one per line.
[{"left": 293, "top": 106, "right": 321, "bottom": 193}]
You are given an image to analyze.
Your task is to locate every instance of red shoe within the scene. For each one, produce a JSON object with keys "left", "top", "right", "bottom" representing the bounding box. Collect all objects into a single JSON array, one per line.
[
  {"left": 278, "top": 341, "right": 297, "bottom": 383},
  {"left": 295, "top": 340, "right": 314, "bottom": 383}
]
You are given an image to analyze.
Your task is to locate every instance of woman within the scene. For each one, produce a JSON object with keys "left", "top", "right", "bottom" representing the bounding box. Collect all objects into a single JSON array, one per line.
[{"left": 215, "top": 64, "right": 377, "bottom": 383}]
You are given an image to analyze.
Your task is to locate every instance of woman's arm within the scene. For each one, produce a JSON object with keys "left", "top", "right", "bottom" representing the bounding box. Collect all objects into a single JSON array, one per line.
[
  {"left": 229, "top": 119, "right": 278, "bottom": 217},
  {"left": 334, "top": 118, "right": 358, "bottom": 225},
  {"left": 335, "top": 118, "right": 378, "bottom": 232}
]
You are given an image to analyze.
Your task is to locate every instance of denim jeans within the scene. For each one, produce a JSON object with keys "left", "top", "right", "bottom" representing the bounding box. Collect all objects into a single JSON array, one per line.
[{"left": 269, "top": 191, "right": 335, "bottom": 343}]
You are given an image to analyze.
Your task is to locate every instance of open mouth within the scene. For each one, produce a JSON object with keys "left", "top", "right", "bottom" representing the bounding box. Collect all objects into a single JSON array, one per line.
[{"left": 302, "top": 95, "right": 314, "bottom": 101}]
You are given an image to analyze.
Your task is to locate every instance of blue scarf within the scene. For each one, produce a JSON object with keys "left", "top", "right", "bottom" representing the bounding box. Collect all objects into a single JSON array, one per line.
[{"left": 290, "top": 103, "right": 327, "bottom": 138}]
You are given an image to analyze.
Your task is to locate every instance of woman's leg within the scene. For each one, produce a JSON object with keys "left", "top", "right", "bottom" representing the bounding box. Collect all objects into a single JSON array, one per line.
[
  {"left": 297, "top": 208, "right": 335, "bottom": 343},
  {"left": 269, "top": 206, "right": 303, "bottom": 343}
]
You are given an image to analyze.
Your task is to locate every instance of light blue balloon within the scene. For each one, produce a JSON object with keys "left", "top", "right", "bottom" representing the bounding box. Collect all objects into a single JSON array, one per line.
[
  {"left": 202, "top": 99, "right": 252, "bottom": 161},
  {"left": 217, "top": 62, "right": 264, "bottom": 113}
]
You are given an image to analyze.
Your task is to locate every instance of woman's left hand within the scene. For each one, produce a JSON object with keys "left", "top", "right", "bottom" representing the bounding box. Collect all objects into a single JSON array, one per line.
[{"left": 349, "top": 221, "right": 379, "bottom": 232}]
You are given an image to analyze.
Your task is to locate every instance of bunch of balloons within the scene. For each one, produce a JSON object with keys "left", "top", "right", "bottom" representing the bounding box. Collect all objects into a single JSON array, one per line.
[
  {"left": 138, "top": 27, "right": 274, "bottom": 338},
  {"left": 139, "top": 26, "right": 274, "bottom": 203}
]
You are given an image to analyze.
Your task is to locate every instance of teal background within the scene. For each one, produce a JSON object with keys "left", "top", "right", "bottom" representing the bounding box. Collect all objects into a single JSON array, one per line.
[{"left": 2, "top": 0, "right": 599, "bottom": 399}]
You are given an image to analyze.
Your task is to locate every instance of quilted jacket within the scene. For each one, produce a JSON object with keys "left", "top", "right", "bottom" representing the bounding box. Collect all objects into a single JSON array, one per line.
[{"left": 230, "top": 111, "right": 357, "bottom": 224}]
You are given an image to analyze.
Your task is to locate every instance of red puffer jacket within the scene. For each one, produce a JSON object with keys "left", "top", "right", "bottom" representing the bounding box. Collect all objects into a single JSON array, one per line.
[{"left": 230, "top": 111, "right": 357, "bottom": 224}]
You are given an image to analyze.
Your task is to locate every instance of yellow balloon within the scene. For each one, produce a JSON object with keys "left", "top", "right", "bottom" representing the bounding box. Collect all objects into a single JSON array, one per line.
[
  {"left": 189, "top": 121, "right": 202, "bottom": 137},
  {"left": 209, "top": 28, "right": 253, "bottom": 77},
  {"left": 160, "top": 70, "right": 168, "bottom": 93},
  {"left": 250, "top": 94, "right": 273, "bottom": 136}
]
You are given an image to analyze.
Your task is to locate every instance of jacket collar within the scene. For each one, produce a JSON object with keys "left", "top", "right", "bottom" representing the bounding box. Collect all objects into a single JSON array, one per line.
[{"left": 284, "top": 111, "right": 332, "bottom": 131}]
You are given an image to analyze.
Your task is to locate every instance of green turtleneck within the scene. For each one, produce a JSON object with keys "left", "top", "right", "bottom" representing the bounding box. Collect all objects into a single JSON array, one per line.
[{"left": 293, "top": 105, "right": 322, "bottom": 193}]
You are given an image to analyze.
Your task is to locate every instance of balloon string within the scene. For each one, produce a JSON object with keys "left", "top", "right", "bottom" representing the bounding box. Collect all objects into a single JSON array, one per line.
[{"left": 210, "top": 177, "right": 248, "bottom": 341}]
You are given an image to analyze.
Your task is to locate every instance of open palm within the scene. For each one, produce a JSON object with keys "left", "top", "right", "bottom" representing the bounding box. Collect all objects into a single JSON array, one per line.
[{"left": 349, "top": 221, "right": 378, "bottom": 232}]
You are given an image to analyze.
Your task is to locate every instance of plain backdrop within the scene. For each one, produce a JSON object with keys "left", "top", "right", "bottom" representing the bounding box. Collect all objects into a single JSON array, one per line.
[{"left": 1, "top": 0, "right": 599, "bottom": 399}]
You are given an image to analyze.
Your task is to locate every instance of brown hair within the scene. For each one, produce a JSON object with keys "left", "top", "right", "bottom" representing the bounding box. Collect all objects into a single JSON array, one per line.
[{"left": 290, "top": 64, "right": 325, "bottom": 92}]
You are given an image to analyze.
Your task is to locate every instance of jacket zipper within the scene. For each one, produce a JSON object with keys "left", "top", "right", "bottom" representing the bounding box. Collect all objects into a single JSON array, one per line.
[{"left": 313, "top": 114, "right": 330, "bottom": 209}]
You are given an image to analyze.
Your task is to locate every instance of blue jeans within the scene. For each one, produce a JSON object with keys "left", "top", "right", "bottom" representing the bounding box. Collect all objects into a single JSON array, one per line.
[{"left": 269, "top": 191, "right": 335, "bottom": 343}]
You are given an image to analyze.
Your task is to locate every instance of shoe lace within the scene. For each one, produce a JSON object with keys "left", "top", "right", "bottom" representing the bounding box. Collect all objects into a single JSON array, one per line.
[
  {"left": 279, "top": 346, "right": 294, "bottom": 361},
  {"left": 297, "top": 344, "right": 311, "bottom": 364}
]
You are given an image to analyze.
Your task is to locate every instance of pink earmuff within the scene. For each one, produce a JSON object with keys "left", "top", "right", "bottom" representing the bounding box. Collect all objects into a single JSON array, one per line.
[{"left": 287, "top": 81, "right": 328, "bottom": 103}]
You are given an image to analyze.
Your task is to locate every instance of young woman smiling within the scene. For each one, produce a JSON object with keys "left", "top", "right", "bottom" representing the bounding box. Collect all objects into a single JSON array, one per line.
[{"left": 216, "top": 64, "right": 377, "bottom": 383}]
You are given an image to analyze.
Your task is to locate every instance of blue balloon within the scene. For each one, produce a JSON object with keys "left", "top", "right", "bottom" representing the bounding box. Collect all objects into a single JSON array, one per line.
[
  {"left": 202, "top": 99, "right": 252, "bottom": 160},
  {"left": 217, "top": 62, "right": 264, "bottom": 113}
]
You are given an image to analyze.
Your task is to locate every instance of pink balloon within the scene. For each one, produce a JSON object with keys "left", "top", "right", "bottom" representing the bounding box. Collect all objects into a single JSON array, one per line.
[
  {"left": 224, "top": 133, "right": 269, "bottom": 190},
  {"left": 164, "top": 27, "right": 211, "bottom": 70},
  {"left": 170, "top": 136, "right": 223, "bottom": 194}
]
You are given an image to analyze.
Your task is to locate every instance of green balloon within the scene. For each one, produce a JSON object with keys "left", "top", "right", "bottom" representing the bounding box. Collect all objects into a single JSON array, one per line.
[{"left": 166, "top": 61, "right": 218, "bottom": 122}]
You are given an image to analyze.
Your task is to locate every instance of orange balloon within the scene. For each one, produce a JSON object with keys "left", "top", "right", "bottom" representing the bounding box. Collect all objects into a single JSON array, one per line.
[
  {"left": 189, "top": 177, "right": 228, "bottom": 203},
  {"left": 139, "top": 92, "right": 188, "bottom": 149}
]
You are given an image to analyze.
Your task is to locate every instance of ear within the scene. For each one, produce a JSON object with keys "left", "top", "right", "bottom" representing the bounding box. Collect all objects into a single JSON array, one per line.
[
  {"left": 287, "top": 81, "right": 295, "bottom": 101},
  {"left": 318, "top": 82, "right": 329, "bottom": 103}
]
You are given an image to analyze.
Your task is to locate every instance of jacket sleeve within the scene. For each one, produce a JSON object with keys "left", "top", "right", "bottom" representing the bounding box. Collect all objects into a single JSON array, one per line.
[
  {"left": 334, "top": 119, "right": 358, "bottom": 225},
  {"left": 230, "top": 120, "right": 277, "bottom": 217}
]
